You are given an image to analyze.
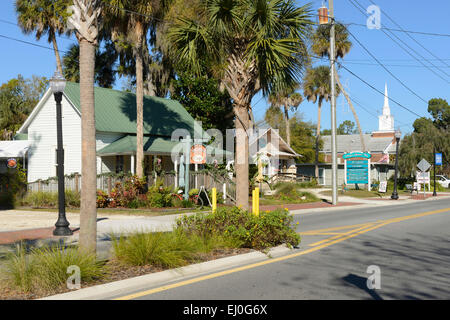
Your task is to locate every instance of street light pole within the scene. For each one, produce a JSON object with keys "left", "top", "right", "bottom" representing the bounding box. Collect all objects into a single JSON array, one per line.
[
  {"left": 391, "top": 130, "right": 401, "bottom": 200},
  {"left": 329, "top": 0, "right": 338, "bottom": 205},
  {"left": 51, "top": 70, "right": 72, "bottom": 236}
]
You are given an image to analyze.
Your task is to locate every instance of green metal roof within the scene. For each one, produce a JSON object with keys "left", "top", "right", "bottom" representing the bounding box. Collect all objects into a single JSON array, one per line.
[
  {"left": 97, "top": 135, "right": 231, "bottom": 156},
  {"left": 13, "top": 133, "right": 28, "bottom": 140},
  {"left": 63, "top": 82, "right": 201, "bottom": 137}
]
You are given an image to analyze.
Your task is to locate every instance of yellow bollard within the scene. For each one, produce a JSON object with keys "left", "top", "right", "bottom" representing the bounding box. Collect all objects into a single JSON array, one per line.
[
  {"left": 255, "top": 187, "right": 260, "bottom": 216},
  {"left": 252, "top": 189, "right": 256, "bottom": 215},
  {"left": 212, "top": 187, "right": 217, "bottom": 213}
]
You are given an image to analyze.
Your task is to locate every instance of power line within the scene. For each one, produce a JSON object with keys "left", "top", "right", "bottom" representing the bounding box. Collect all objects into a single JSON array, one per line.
[
  {"left": 347, "top": 0, "right": 450, "bottom": 84},
  {"left": 366, "top": 0, "right": 450, "bottom": 70},
  {"left": 312, "top": 56, "right": 450, "bottom": 68},
  {"left": 337, "top": 62, "right": 424, "bottom": 118}
]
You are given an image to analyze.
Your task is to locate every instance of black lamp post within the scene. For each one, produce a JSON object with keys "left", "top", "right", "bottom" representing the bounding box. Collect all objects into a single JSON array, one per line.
[
  {"left": 391, "top": 129, "right": 401, "bottom": 200},
  {"left": 51, "top": 70, "right": 73, "bottom": 236}
]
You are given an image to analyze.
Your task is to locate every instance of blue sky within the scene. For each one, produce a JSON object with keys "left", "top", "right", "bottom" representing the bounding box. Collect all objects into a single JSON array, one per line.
[{"left": 0, "top": 0, "right": 449, "bottom": 135}]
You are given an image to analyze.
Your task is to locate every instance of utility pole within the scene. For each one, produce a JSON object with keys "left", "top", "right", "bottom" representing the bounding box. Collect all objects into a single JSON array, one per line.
[{"left": 329, "top": 0, "right": 338, "bottom": 205}]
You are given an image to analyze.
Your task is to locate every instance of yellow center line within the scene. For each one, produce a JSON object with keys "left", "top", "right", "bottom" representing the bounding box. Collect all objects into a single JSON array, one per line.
[
  {"left": 114, "top": 207, "right": 450, "bottom": 300},
  {"left": 307, "top": 223, "right": 378, "bottom": 247}
]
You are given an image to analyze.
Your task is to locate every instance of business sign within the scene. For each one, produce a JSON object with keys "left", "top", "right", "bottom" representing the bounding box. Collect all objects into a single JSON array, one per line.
[
  {"left": 344, "top": 152, "right": 371, "bottom": 187},
  {"left": 378, "top": 181, "right": 387, "bottom": 193},
  {"left": 6, "top": 158, "right": 17, "bottom": 169},
  {"left": 190, "top": 144, "right": 206, "bottom": 164},
  {"left": 416, "top": 171, "right": 430, "bottom": 183},
  {"left": 435, "top": 153, "right": 443, "bottom": 166},
  {"left": 343, "top": 152, "right": 372, "bottom": 159}
]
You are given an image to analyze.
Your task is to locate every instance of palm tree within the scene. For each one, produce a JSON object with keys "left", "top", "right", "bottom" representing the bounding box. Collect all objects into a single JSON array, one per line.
[
  {"left": 268, "top": 86, "right": 303, "bottom": 146},
  {"left": 68, "top": 0, "right": 102, "bottom": 254},
  {"left": 303, "top": 65, "right": 339, "bottom": 180},
  {"left": 312, "top": 23, "right": 366, "bottom": 151},
  {"left": 15, "top": 0, "right": 72, "bottom": 74},
  {"left": 105, "top": 0, "right": 169, "bottom": 179},
  {"left": 168, "top": 0, "right": 312, "bottom": 209}
]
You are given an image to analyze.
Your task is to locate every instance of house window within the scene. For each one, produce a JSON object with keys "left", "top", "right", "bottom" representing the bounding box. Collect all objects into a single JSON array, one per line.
[{"left": 116, "top": 155, "right": 124, "bottom": 173}]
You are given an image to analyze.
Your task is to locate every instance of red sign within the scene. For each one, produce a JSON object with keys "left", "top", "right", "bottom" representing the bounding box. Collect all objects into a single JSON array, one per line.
[
  {"left": 190, "top": 144, "right": 206, "bottom": 164},
  {"left": 7, "top": 158, "right": 17, "bottom": 169}
]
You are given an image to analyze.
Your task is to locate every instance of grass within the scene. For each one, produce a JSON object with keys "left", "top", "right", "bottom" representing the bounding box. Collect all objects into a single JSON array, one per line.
[
  {"left": 111, "top": 230, "right": 236, "bottom": 268},
  {"left": 320, "top": 189, "right": 383, "bottom": 198},
  {"left": 260, "top": 182, "right": 320, "bottom": 205},
  {"left": 1, "top": 243, "right": 106, "bottom": 294}
]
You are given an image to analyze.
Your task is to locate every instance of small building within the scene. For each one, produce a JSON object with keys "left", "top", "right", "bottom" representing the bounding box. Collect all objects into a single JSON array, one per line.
[
  {"left": 15, "top": 82, "right": 209, "bottom": 183},
  {"left": 249, "top": 127, "right": 300, "bottom": 182},
  {"left": 297, "top": 83, "right": 398, "bottom": 186}
]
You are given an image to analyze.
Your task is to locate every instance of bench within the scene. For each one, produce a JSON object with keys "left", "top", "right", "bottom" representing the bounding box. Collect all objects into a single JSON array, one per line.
[{"left": 405, "top": 184, "right": 418, "bottom": 194}]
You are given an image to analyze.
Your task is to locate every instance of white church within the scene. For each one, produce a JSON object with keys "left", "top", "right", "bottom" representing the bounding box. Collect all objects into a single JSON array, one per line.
[{"left": 297, "top": 83, "right": 399, "bottom": 186}]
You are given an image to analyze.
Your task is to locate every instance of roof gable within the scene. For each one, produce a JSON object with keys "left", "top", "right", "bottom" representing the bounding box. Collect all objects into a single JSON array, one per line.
[{"left": 63, "top": 82, "right": 199, "bottom": 137}]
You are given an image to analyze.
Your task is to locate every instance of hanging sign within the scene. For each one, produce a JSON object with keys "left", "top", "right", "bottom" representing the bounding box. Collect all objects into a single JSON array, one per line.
[
  {"left": 190, "top": 144, "right": 206, "bottom": 164},
  {"left": 6, "top": 158, "right": 17, "bottom": 169},
  {"left": 435, "top": 153, "right": 442, "bottom": 166}
]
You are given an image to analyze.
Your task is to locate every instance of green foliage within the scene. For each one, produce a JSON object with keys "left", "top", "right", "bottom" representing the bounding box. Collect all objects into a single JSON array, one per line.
[
  {"left": 176, "top": 207, "right": 301, "bottom": 249},
  {"left": 111, "top": 229, "right": 232, "bottom": 268},
  {"left": 337, "top": 120, "right": 357, "bottom": 135},
  {"left": 0, "top": 163, "right": 27, "bottom": 208},
  {"left": 2, "top": 243, "right": 106, "bottom": 293},
  {"left": 109, "top": 175, "right": 147, "bottom": 207},
  {"left": 170, "top": 73, "right": 234, "bottom": 134},
  {"left": 62, "top": 42, "right": 118, "bottom": 88},
  {"left": 0, "top": 75, "right": 47, "bottom": 140},
  {"left": 264, "top": 108, "right": 319, "bottom": 163},
  {"left": 269, "top": 182, "right": 318, "bottom": 203},
  {"left": 146, "top": 179, "right": 174, "bottom": 208},
  {"left": 21, "top": 190, "right": 80, "bottom": 208},
  {"left": 399, "top": 98, "right": 450, "bottom": 177}
]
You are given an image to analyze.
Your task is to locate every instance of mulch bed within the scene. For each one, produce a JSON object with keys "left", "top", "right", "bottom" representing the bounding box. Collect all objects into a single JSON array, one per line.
[{"left": 0, "top": 247, "right": 251, "bottom": 300}]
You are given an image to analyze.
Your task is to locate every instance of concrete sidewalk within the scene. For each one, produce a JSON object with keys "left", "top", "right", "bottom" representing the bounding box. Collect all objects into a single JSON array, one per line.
[{"left": 1, "top": 191, "right": 449, "bottom": 247}]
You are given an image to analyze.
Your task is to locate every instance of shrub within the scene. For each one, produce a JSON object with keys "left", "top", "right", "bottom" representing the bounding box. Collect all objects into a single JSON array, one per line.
[
  {"left": 96, "top": 190, "right": 109, "bottom": 208},
  {"left": 109, "top": 175, "right": 147, "bottom": 208},
  {"left": 146, "top": 179, "right": 174, "bottom": 208},
  {"left": 21, "top": 190, "right": 81, "bottom": 208},
  {"left": 0, "top": 163, "right": 27, "bottom": 209},
  {"left": 176, "top": 207, "right": 300, "bottom": 249}
]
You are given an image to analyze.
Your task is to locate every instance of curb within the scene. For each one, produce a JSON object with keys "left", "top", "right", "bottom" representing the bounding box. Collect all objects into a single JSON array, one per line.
[{"left": 39, "top": 245, "right": 293, "bottom": 300}]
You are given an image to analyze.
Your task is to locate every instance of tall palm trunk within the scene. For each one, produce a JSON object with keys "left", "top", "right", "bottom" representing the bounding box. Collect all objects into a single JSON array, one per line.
[
  {"left": 135, "top": 22, "right": 145, "bottom": 179},
  {"left": 50, "top": 33, "right": 63, "bottom": 75},
  {"left": 334, "top": 73, "right": 366, "bottom": 151},
  {"left": 315, "top": 102, "right": 322, "bottom": 180},
  {"left": 235, "top": 104, "right": 249, "bottom": 210},
  {"left": 283, "top": 105, "right": 290, "bottom": 145},
  {"left": 79, "top": 38, "right": 97, "bottom": 253}
]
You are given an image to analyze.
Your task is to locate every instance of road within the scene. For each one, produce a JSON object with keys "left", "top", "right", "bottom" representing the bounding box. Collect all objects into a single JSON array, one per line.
[{"left": 112, "top": 198, "right": 450, "bottom": 300}]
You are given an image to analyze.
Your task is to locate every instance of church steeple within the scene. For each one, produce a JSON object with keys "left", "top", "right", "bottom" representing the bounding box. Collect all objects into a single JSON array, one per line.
[
  {"left": 382, "top": 83, "right": 390, "bottom": 115},
  {"left": 378, "top": 83, "right": 394, "bottom": 131}
]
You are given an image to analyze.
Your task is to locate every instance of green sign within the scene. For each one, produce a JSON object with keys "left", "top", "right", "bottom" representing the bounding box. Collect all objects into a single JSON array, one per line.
[
  {"left": 342, "top": 152, "right": 372, "bottom": 159},
  {"left": 344, "top": 153, "right": 370, "bottom": 184}
]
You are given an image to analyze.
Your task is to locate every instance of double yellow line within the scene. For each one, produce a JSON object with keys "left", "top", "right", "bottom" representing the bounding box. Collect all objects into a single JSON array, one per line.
[{"left": 114, "top": 207, "right": 449, "bottom": 300}]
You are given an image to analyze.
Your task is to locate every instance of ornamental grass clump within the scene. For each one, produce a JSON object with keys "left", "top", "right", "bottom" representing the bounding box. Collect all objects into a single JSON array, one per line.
[{"left": 1, "top": 243, "right": 106, "bottom": 294}]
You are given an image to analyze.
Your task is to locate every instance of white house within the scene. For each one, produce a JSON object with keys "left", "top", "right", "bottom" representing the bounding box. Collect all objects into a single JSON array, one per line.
[{"left": 15, "top": 82, "right": 209, "bottom": 183}]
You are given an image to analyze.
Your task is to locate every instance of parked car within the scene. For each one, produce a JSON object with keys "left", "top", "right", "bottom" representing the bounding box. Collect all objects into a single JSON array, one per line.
[{"left": 436, "top": 175, "right": 450, "bottom": 188}]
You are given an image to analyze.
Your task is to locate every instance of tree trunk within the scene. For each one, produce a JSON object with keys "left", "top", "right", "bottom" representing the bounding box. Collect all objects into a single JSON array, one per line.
[
  {"left": 134, "top": 21, "right": 145, "bottom": 179},
  {"left": 135, "top": 51, "right": 144, "bottom": 178},
  {"left": 334, "top": 73, "right": 366, "bottom": 151},
  {"left": 51, "top": 34, "right": 63, "bottom": 75},
  {"left": 284, "top": 105, "right": 290, "bottom": 145},
  {"left": 315, "top": 102, "right": 322, "bottom": 180},
  {"left": 235, "top": 105, "right": 249, "bottom": 211},
  {"left": 79, "top": 38, "right": 97, "bottom": 254}
]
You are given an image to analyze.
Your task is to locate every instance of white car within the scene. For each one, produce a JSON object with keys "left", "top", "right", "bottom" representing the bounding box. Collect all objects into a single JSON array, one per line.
[{"left": 436, "top": 175, "right": 450, "bottom": 188}]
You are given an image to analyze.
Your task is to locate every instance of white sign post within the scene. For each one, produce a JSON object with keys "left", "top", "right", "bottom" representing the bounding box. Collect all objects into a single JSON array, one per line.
[{"left": 416, "top": 158, "right": 431, "bottom": 198}]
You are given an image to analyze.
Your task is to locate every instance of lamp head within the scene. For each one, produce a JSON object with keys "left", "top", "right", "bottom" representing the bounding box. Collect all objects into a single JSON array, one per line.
[
  {"left": 50, "top": 70, "right": 66, "bottom": 94},
  {"left": 395, "top": 129, "right": 401, "bottom": 140}
]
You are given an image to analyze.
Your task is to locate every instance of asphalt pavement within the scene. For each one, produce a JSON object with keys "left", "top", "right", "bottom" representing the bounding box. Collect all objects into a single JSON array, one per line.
[{"left": 112, "top": 197, "right": 450, "bottom": 300}]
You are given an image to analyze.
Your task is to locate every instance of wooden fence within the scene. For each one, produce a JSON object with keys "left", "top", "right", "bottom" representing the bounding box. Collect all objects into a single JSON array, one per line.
[{"left": 27, "top": 172, "right": 237, "bottom": 203}]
